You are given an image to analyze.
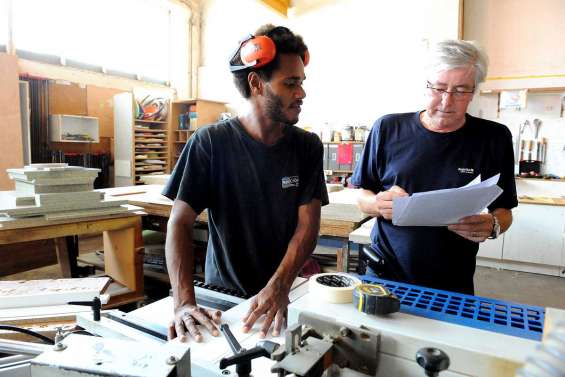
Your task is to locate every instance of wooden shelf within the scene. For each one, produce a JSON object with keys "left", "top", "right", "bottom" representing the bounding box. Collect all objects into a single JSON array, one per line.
[
  {"left": 134, "top": 127, "right": 167, "bottom": 132},
  {"left": 135, "top": 119, "right": 167, "bottom": 124},
  {"left": 480, "top": 87, "right": 565, "bottom": 94},
  {"left": 114, "top": 92, "right": 171, "bottom": 185},
  {"left": 169, "top": 99, "right": 227, "bottom": 168},
  {"left": 135, "top": 168, "right": 166, "bottom": 172}
]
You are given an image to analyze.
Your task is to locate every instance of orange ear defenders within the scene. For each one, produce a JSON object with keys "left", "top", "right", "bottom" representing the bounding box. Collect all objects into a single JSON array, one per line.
[{"left": 229, "top": 30, "right": 309, "bottom": 72}]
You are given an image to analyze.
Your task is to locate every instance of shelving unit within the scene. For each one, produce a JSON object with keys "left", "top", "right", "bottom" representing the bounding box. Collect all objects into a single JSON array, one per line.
[
  {"left": 169, "top": 99, "right": 227, "bottom": 169},
  {"left": 49, "top": 114, "right": 100, "bottom": 143},
  {"left": 114, "top": 92, "right": 170, "bottom": 186},
  {"left": 324, "top": 141, "right": 365, "bottom": 174}
]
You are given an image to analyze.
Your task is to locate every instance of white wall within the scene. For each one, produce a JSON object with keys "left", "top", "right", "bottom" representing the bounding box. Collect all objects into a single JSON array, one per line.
[
  {"left": 465, "top": 0, "right": 565, "bottom": 177},
  {"left": 197, "top": 0, "right": 286, "bottom": 110},
  {"left": 198, "top": 0, "right": 461, "bottom": 126},
  {"left": 287, "top": 0, "right": 460, "bottom": 129}
]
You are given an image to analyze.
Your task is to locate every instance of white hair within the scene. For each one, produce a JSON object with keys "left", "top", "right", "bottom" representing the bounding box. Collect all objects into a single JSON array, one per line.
[{"left": 426, "top": 39, "right": 489, "bottom": 86}]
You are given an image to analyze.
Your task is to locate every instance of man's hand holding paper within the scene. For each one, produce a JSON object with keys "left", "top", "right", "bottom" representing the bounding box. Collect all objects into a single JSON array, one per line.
[
  {"left": 447, "top": 214, "right": 495, "bottom": 243},
  {"left": 391, "top": 174, "right": 502, "bottom": 232}
]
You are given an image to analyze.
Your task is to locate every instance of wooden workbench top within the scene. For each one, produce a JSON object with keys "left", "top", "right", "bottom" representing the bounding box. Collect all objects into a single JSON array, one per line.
[
  {"left": 518, "top": 196, "right": 565, "bottom": 206},
  {"left": 102, "top": 185, "right": 370, "bottom": 238}
]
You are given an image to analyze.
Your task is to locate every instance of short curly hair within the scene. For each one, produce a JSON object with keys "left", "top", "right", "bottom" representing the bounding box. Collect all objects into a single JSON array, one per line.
[{"left": 230, "top": 24, "right": 308, "bottom": 98}]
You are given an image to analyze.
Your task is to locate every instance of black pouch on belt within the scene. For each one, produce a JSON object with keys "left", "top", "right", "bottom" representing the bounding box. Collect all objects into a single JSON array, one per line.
[{"left": 361, "top": 245, "right": 405, "bottom": 281}]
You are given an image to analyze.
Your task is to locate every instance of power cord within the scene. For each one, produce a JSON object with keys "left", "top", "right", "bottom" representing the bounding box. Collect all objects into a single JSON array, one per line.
[{"left": 0, "top": 325, "right": 55, "bottom": 345}]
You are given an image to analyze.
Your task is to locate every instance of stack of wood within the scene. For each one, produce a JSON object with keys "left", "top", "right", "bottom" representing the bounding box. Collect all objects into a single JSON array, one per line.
[{"left": 0, "top": 163, "right": 130, "bottom": 222}]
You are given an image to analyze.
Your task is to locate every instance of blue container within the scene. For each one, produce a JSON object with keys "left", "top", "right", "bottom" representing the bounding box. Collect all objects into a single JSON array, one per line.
[
  {"left": 178, "top": 114, "right": 187, "bottom": 130},
  {"left": 360, "top": 275, "right": 544, "bottom": 341}
]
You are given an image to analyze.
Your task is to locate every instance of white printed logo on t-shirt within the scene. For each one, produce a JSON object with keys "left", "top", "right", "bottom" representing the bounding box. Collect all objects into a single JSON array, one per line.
[
  {"left": 458, "top": 167, "right": 475, "bottom": 174},
  {"left": 281, "top": 176, "right": 299, "bottom": 189}
]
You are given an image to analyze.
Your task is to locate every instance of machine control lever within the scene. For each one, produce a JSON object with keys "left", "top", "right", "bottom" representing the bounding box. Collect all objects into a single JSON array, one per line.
[
  {"left": 68, "top": 297, "right": 101, "bottom": 321},
  {"left": 416, "top": 347, "right": 450, "bottom": 376},
  {"left": 219, "top": 323, "right": 279, "bottom": 376},
  {"left": 220, "top": 323, "right": 243, "bottom": 354}
]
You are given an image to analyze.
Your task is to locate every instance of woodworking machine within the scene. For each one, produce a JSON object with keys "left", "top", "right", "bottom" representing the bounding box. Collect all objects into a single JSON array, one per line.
[{"left": 1, "top": 276, "right": 564, "bottom": 376}]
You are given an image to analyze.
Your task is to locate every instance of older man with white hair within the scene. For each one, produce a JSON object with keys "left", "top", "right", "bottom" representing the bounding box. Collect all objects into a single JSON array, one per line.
[{"left": 352, "top": 39, "right": 517, "bottom": 295}]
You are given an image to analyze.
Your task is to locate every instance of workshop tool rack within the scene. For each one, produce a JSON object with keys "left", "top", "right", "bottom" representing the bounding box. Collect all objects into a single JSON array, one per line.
[{"left": 361, "top": 275, "right": 545, "bottom": 341}]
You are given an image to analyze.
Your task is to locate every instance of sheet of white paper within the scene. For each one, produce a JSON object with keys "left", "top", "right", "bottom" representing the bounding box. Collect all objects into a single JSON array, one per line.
[{"left": 392, "top": 174, "right": 502, "bottom": 226}]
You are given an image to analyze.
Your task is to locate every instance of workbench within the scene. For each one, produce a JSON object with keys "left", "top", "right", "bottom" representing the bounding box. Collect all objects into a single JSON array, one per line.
[
  {"left": 101, "top": 185, "right": 370, "bottom": 272},
  {"left": 0, "top": 210, "right": 145, "bottom": 307}
]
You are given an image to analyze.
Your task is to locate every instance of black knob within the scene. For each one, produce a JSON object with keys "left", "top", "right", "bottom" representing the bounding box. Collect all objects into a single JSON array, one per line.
[{"left": 416, "top": 347, "right": 450, "bottom": 377}]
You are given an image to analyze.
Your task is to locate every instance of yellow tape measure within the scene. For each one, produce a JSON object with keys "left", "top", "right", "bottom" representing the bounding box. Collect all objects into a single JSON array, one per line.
[{"left": 353, "top": 284, "right": 400, "bottom": 315}]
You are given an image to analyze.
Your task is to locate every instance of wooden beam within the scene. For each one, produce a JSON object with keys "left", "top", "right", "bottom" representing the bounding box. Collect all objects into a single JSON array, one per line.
[{"left": 260, "top": 0, "right": 289, "bottom": 16}]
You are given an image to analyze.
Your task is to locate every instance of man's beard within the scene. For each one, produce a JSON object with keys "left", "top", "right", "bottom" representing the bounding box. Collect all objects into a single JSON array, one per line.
[{"left": 264, "top": 87, "right": 297, "bottom": 126}]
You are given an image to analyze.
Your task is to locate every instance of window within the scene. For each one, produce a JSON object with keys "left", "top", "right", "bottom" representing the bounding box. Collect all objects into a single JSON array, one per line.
[{"left": 13, "top": 0, "right": 175, "bottom": 83}]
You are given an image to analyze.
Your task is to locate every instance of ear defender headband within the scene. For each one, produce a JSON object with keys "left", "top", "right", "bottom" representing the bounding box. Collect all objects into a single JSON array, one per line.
[{"left": 229, "top": 29, "right": 309, "bottom": 72}]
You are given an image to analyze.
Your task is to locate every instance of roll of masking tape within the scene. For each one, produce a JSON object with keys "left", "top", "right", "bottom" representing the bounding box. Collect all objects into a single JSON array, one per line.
[{"left": 309, "top": 273, "right": 362, "bottom": 303}]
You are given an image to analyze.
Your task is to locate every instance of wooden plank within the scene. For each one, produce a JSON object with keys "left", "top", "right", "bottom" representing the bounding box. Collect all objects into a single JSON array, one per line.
[
  {"left": 0, "top": 277, "right": 110, "bottom": 309},
  {"left": 103, "top": 216, "right": 144, "bottom": 292},
  {"left": 0, "top": 53, "right": 24, "bottom": 190},
  {"left": 54, "top": 237, "right": 72, "bottom": 278}
]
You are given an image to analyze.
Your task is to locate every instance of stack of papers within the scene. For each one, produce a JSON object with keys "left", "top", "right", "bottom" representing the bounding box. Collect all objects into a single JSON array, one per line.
[{"left": 392, "top": 174, "right": 502, "bottom": 226}]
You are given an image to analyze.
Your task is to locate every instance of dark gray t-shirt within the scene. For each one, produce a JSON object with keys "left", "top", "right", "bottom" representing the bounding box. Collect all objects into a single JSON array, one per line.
[{"left": 163, "top": 118, "right": 329, "bottom": 295}]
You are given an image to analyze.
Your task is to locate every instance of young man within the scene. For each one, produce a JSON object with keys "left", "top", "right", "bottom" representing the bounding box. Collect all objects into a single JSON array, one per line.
[
  {"left": 353, "top": 40, "right": 517, "bottom": 295},
  {"left": 163, "top": 25, "right": 328, "bottom": 342}
]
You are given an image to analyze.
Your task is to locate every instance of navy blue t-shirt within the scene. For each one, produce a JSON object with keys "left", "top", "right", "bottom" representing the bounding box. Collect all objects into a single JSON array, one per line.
[
  {"left": 351, "top": 111, "right": 517, "bottom": 294},
  {"left": 163, "top": 118, "right": 329, "bottom": 296}
]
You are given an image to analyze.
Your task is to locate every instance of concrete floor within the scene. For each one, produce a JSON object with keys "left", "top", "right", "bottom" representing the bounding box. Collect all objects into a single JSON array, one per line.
[{"left": 474, "top": 267, "right": 565, "bottom": 309}]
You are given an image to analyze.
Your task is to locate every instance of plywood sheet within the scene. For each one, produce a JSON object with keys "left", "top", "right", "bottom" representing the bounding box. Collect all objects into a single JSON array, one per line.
[
  {"left": 48, "top": 81, "right": 87, "bottom": 115},
  {"left": 0, "top": 53, "right": 24, "bottom": 190},
  {"left": 87, "top": 85, "right": 124, "bottom": 138}
]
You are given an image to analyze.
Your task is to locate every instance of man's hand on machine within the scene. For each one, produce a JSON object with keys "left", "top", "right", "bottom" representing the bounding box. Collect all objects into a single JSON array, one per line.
[
  {"left": 242, "top": 276, "right": 291, "bottom": 338},
  {"left": 168, "top": 304, "right": 222, "bottom": 342}
]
